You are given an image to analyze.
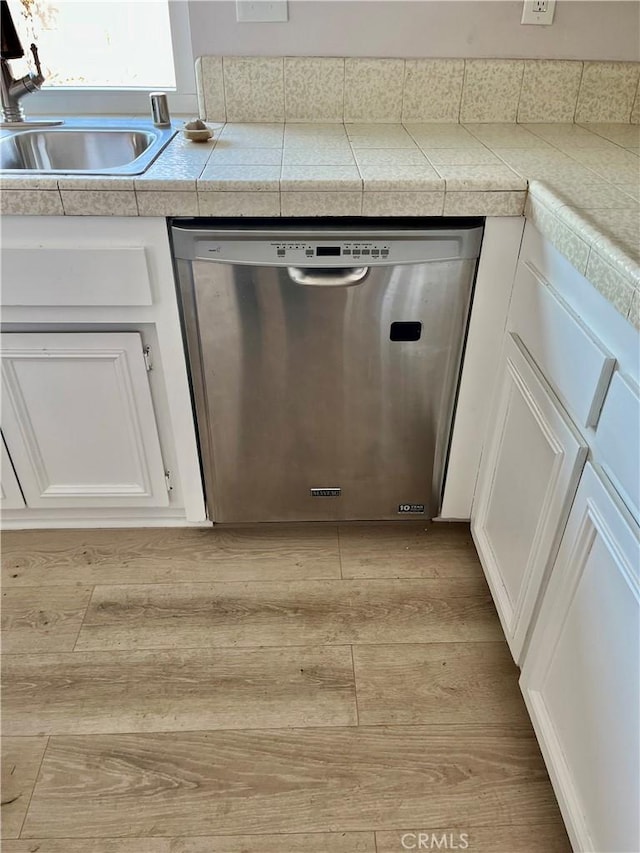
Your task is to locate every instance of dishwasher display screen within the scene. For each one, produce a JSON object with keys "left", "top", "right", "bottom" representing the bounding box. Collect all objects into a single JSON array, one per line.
[{"left": 316, "top": 246, "right": 341, "bottom": 256}]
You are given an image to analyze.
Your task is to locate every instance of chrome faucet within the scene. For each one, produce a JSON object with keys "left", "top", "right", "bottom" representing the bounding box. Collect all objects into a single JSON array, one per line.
[
  {"left": 1, "top": 41, "right": 45, "bottom": 122},
  {"left": 0, "top": 0, "right": 61, "bottom": 126}
]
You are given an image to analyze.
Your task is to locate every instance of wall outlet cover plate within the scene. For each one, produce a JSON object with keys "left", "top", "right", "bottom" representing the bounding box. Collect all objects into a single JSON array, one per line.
[{"left": 521, "top": 0, "right": 556, "bottom": 25}]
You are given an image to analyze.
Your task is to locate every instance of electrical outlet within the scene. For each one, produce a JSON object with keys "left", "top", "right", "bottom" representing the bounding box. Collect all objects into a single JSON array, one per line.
[
  {"left": 236, "top": 0, "right": 288, "bottom": 23},
  {"left": 521, "top": 0, "right": 556, "bottom": 25}
]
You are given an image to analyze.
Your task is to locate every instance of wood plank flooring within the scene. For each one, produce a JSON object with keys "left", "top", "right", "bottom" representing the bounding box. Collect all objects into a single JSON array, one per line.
[
  {"left": 21, "top": 727, "right": 559, "bottom": 837},
  {"left": 1, "top": 526, "right": 341, "bottom": 587},
  {"left": 74, "top": 576, "right": 502, "bottom": 651},
  {"left": 2, "top": 646, "right": 357, "bottom": 735},
  {"left": 352, "top": 642, "right": 531, "bottom": 726},
  {"left": 339, "top": 523, "right": 481, "bottom": 579},
  {"left": 0, "top": 737, "right": 48, "bottom": 838},
  {"left": 1, "top": 585, "right": 93, "bottom": 653},
  {"left": 1, "top": 523, "right": 572, "bottom": 851}
]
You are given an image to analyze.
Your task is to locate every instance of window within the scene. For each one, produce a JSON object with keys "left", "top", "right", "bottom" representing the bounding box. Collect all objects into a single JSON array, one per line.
[{"left": 6, "top": 0, "right": 196, "bottom": 115}]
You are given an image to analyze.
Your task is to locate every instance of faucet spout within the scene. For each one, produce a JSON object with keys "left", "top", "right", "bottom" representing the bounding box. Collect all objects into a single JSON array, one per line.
[
  {"left": 0, "top": 2, "right": 57, "bottom": 126},
  {"left": 1, "top": 42, "right": 46, "bottom": 122}
]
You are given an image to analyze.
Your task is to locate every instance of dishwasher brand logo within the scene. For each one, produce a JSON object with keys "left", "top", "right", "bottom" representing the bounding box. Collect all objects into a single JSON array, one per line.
[
  {"left": 310, "top": 488, "right": 341, "bottom": 497},
  {"left": 399, "top": 503, "right": 425, "bottom": 513}
]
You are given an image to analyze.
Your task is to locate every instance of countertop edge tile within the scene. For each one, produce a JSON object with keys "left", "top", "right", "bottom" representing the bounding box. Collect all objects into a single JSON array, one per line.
[
  {"left": 2, "top": 120, "right": 638, "bottom": 329},
  {"left": 525, "top": 188, "right": 591, "bottom": 275},
  {"left": 197, "top": 179, "right": 281, "bottom": 192},
  {"left": 1, "top": 188, "right": 64, "bottom": 215},
  {"left": 362, "top": 191, "right": 445, "bottom": 216},
  {"left": 59, "top": 189, "right": 139, "bottom": 217},
  {"left": 585, "top": 249, "right": 637, "bottom": 317},
  {"left": 280, "top": 190, "right": 363, "bottom": 216}
]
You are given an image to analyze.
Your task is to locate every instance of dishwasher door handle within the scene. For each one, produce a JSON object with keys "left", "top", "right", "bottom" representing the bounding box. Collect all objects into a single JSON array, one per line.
[{"left": 286, "top": 267, "right": 369, "bottom": 287}]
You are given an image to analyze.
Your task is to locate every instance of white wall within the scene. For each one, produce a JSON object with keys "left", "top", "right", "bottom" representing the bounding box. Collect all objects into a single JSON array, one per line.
[{"left": 187, "top": 0, "right": 640, "bottom": 62}]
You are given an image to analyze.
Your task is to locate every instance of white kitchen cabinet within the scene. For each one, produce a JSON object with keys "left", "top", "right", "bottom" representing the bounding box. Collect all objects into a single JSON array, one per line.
[
  {"left": 1, "top": 434, "right": 25, "bottom": 509},
  {"left": 472, "top": 332, "right": 588, "bottom": 662},
  {"left": 509, "top": 259, "right": 615, "bottom": 429},
  {"left": 471, "top": 224, "right": 640, "bottom": 850},
  {"left": 0, "top": 216, "right": 207, "bottom": 527},
  {"left": 593, "top": 370, "right": 640, "bottom": 523},
  {"left": 1, "top": 332, "right": 170, "bottom": 509},
  {"left": 521, "top": 462, "right": 640, "bottom": 853},
  {"left": 1, "top": 245, "right": 152, "bottom": 307}
]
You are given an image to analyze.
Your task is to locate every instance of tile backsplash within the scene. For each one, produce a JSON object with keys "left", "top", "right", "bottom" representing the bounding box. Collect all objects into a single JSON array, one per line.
[
  {"left": 196, "top": 56, "right": 640, "bottom": 124},
  {"left": 459, "top": 60, "right": 524, "bottom": 123},
  {"left": 575, "top": 61, "right": 640, "bottom": 123},
  {"left": 223, "top": 56, "right": 285, "bottom": 122},
  {"left": 517, "top": 60, "right": 583, "bottom": 123}
]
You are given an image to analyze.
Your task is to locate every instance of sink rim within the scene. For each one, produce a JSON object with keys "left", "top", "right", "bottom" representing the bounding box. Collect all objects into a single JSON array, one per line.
[{"left": 0, "top": 117, "right": 178, "bottom": 177}]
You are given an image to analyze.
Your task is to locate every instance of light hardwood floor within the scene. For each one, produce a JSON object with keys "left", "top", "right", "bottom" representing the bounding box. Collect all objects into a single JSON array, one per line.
[{"left": 1, "top": 523, "right": 572, "bottom": 852}]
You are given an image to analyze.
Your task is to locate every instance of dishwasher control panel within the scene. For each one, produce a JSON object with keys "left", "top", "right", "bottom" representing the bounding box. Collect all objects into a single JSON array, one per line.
[
  {"left": 272, "top": 241, "right": 391, "bottom": 264},
  {"left": 198, "top": 239, "right": 403, "bottom": 266},
  {"left": 174, "top": 227, "right": 485, "bottom": 267}
]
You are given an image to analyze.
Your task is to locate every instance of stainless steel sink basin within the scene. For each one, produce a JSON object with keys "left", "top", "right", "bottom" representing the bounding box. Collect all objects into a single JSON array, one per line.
[{"left": 0, "top": 119, "right": 177, "bottom": 176}]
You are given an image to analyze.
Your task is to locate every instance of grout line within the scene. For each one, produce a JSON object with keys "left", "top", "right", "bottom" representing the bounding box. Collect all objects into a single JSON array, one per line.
[
  {"left": 16, "top": 734, "right": 49, "bottom": 839},
  {"left": 631, "top": 74, "right": 640, "bottom": 123},
  {"left": 282, "top": 56, "right": 288, "bottom": 123},
  {"left": 221, "top": 56, "right": 228, "bottom": 123},
  {"left": 514, "top": 58, "right": 526, "bottom": 124},
  {"left": 350, "top": 645, "right": 361, "bottom": 727},
  {"left": 336, "top": 524, "right": 344, "bottom": 578},
  {"left": 451, "top": 58, "right": 464, "bottom": 126},
  {"left": 573, "top": 60, "right": 586, "bottom": 124},
  {"left": 457, "top": 59, "right": 466, "bottom": 124},
  {"left": 399, "top": 59, "right": 408, "bottom": 125},
  {"left": 342, "top": 57, "right": 349, "bottom": 123}
]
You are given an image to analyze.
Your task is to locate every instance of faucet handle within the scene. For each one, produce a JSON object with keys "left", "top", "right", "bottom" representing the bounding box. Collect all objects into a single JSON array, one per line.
[{"left": 29, "top": 43, "right": 42, "bottom": 77}]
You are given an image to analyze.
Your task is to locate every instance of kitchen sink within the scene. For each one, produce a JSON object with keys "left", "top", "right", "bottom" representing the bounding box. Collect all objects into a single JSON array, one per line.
[{"left": 0, "top": 119, "right": 177, "bottom": 176}]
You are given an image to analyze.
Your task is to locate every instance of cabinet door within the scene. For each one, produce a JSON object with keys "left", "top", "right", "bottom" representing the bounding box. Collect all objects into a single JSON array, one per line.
[
  {"left": 1, "top": 332, "right": 169, "bottom": 508},
  {"left": 472, "top": 333, "right": 588, "bottom": 662},
  {"left": 1, "top": 433, "right": 25, "bottom": 509},
  {"left": 521, "top": 463, "right": 640, "bottom": 853}
]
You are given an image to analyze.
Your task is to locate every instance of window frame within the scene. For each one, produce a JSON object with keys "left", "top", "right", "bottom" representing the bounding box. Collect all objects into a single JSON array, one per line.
[{"left": 23, "top": 1, "right": 197, "bottom": 117}]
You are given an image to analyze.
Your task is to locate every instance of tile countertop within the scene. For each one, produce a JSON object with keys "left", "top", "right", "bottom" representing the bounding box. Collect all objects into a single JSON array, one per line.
[{"left": 1, "top": 121, "right": 638, "bottom": 329}]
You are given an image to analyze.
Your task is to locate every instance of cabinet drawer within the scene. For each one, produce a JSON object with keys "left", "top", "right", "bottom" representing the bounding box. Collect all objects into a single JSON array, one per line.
[
  {"left": 1, "top": 246, "right": 152, "bottom": 307},
  {"left": 595, "top": 371, "right": 640, "bottom": 522},
  {"left": 509, "top": 261, "right": 615, "bottom": 428}
]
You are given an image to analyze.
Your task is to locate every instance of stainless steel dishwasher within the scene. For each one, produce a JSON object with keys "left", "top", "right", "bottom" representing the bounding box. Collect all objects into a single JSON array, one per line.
[{"left": 171, "top": 218, "right": 483, "bottom": 523}]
